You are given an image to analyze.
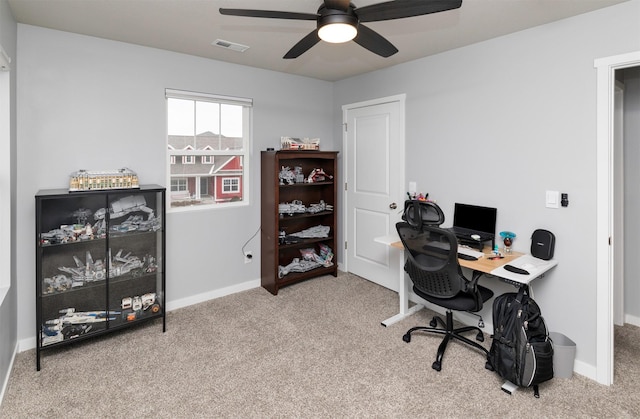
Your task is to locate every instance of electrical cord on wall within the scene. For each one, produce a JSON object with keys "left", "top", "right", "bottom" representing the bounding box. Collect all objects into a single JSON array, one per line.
[{"left": 242, "top": 225, "right": 261, "bottom": 260}]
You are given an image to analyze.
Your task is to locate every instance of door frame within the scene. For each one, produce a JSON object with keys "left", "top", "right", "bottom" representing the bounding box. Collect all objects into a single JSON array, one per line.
[
  {"left": 613, "top": 80, "right": 624, "bottom": 327},
  {"left": 341, "top": 94, "right": 406, "bottom": 273},
  {"left": 595, "top": 50, "right": 640, "bottom": 386}
]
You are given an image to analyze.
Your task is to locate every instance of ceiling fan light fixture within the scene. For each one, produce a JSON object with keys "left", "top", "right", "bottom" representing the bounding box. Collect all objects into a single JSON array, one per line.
[
  {"left": 220, "top": 0, "right": 462, "bottom": 58},
  {"left": 318, "top": 22, "right": 357, "bottom": 43},
  {"left": 317, "top": 11, "right": 358, "bottom": 44}
]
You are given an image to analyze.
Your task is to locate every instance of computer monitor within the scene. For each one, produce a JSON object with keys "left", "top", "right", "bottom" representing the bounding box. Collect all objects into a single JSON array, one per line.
[{"left": 451, "top": 203, "right": 497, "bottom": 243}]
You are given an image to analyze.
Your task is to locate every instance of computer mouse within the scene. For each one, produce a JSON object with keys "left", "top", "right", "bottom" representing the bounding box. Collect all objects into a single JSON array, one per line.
[{"left": 471, "top": 234, "right": 481, "bottom": 241}]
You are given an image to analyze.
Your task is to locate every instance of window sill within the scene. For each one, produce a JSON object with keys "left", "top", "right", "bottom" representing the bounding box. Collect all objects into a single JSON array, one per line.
[{"left": 168, "top": 199, "right": 249, "bottom": 214}]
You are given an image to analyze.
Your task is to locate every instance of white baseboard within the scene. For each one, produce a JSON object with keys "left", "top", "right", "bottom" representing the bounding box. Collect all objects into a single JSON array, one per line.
[
  {"left": 0, "top": 342, "right": 18, "bottom": 407},
  {"left": 573, "top": 359, "right": 596, "bottom": 381},
  {"left": 624, "top": 313, "right": 640, "bottom": 327},
  {"left": 18, "top": 278, "right": 262, "bottom": 353},
  {"left": 17, "top": 336, "right": 36, "bottom": 353},
  {"left": 166, "top": 279, "right": 260, "bottom": 312}
]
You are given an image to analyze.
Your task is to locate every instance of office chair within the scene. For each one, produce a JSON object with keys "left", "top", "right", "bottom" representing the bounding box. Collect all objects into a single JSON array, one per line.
[
  {"left": 402, "top": 199, "right": 445, "bottom": 230},
  {"left": 397, "top": 220, "right": 494, "bottom": 371}
]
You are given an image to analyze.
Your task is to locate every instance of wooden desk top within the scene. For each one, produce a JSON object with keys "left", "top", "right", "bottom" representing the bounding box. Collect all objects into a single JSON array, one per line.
[
  {"left": 458, "top": 247, "right": 523, "bottom": 274},
  {"left": 388, "top": 240, "right": 521, "bottom": 274},
  {"left": 378, "top": 233, "right": 557, "bottom": 285}
]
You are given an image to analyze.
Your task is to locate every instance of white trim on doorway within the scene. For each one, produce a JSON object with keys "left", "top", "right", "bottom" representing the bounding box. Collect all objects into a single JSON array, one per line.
[{"left": 595, "top": 50, "right": 640, "bottom": 386}]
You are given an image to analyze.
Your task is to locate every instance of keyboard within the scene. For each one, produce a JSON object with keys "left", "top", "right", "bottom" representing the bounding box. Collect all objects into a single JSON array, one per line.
[{"left": 457, "top": 246, "right": 484, "bottom": 260}]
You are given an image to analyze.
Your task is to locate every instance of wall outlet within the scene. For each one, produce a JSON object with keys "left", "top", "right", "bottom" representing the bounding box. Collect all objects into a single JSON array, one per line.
[{"left": 243, "top": 251, "right": 253, "bottom": 264}]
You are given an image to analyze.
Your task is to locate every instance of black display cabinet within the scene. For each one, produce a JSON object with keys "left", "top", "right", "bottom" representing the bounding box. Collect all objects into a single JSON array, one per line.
[{"left": 35, "top": 185, "right": 166, "bottom": 370}]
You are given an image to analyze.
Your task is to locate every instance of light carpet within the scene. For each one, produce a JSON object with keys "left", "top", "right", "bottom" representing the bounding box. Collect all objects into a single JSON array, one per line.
[{"left": 1, "top": 272, "right": 638, "bottom": 418}]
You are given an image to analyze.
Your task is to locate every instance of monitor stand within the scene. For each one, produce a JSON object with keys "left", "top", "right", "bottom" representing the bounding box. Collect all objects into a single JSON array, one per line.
[{"left": 459, "top": 236, "right": 495, "bottom": 252}]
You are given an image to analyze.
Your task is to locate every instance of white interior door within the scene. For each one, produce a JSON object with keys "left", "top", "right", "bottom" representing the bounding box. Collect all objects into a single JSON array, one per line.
[{"left": 343, "top": 95, "right": 405, "bottom": 291}]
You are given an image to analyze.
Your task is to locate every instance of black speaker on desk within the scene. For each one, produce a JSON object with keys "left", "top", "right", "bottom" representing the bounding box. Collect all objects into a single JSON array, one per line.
[{"left": 531, "top": 229, "right": 555, "bottom": 260}]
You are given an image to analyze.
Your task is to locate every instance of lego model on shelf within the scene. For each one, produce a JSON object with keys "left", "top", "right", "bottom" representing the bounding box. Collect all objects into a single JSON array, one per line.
[
  {"left": 261, "top": 150, "right": 338, "bottom": 295},
  {"left": 69, "top": 167, "right": 139, "bottom": 192},
  {"left": 120, "top": 292, "right": 161, "bottom": 322},
  {"left": 41, "top": 248, "right": 157, "bottom": 295},
  {"left": 35, "top": 184, "right": 166, "bottom": 370},
  {"left": 41, "top": 308, "right": 119, "bottom": 346},
  {"left": 280, "top": 137, "right": 320, "bottom": 151}
]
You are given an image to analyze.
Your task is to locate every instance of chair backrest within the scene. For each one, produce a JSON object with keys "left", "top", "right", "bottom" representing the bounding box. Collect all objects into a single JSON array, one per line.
[
  {"left": 402, "top": 200, "right": 445, "bottom": 230},
  {"left": 396, "top": 221, "right": 464, "bottom": 298}
]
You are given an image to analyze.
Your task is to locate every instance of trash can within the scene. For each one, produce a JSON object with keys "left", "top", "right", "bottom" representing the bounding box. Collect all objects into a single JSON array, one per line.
[{"left": 550, "top": 332, "right": 576, "bottom": 378}]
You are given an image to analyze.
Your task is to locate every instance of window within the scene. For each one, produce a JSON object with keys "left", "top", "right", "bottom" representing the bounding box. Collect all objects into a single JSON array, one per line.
[
  {"left": 166, "top": 89, "right": 252, "bottom": 211},
  {"left": 222, "top": 178, "right": 240, "bottom": 193},
  {"left": 171, "top": 178, "right": 187, "bottom": 192}
]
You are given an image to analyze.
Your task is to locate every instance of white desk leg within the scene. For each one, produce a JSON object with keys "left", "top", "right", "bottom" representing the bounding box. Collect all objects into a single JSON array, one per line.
[{"left": 381, "top": 249, "right": 424, "bottom": 327}]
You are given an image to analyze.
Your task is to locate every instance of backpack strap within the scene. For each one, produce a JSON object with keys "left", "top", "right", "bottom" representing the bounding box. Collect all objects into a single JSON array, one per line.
[{"left": 515, "top": 285, "right": 528, "bottom": 303}]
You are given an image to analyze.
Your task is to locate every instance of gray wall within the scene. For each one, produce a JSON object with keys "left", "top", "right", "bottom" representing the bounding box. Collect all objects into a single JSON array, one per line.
[
  {"left": 623, "top": 66, "right": 640, "bottom": 323},
  {"left": 333, "top": 0, "right": 640, "bottom": 370},
  {"left": 0, "top": 0, "right": 17, "bottom": 399},
  {"left": 15, "top": 24, "right": 336, "bottom": 347}
]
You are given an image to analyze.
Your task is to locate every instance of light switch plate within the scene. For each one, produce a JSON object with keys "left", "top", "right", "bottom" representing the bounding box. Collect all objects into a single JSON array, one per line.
[
  {"left": 409, "top": 181, "right": 417, "bottom": 195},
  {"left": 546, "top": 190, "right": 560, "bottom": 208}
]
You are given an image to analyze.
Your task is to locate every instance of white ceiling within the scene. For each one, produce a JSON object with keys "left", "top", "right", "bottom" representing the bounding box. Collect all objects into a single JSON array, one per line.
[{"left": 8, "top": 0, "right": 629, "bottom": 81}]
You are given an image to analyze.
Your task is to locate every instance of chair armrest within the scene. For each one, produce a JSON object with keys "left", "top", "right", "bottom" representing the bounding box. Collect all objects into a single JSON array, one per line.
[{"left": 464, "top": 270, "right": 485, "bottom": 311}]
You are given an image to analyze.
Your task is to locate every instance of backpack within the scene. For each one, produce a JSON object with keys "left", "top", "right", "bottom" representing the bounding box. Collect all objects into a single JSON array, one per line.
[{"left": 487, "top": 286, "right": 554, "bottom": 397}]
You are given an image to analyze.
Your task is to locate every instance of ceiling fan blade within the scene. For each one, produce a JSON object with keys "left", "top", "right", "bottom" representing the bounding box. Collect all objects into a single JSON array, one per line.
[
  {"left": 356, "top": 0, "right": 462, "bottom": 22},
  {"left": 353, "top": 24, "right": 398, "bottom": 58},
  {"left": 323, "top": 0, "right": 350, "bottom": 12},
  {"left": 219, "top": 8, "right": 317, "bottom": 21},
  {"left": 283, "top": 30, "right": 321, "bottom": 59}
]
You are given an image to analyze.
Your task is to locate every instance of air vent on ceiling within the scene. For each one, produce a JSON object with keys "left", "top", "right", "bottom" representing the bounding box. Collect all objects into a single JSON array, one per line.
[{"left": 213, "top": 39, "right": 249, "bottom": 53}]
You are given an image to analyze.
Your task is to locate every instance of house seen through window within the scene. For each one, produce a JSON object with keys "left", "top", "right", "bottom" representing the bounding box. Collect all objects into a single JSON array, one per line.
[{"left": 166, "top": 89, "right": 252, "bottom": 211}]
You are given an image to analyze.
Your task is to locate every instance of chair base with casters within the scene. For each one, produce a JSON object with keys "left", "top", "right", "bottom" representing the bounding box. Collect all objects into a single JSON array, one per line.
[
  {"left": 395, "top": 219, "right": 495, "bottom": 372},
  {"left": 402, "top": 281, "right": 494, "bottom": 372}
]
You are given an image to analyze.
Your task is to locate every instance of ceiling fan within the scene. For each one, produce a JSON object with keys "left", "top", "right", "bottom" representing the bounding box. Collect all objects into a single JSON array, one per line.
[{"left": 219, "top": 0, "right": 462, "bottom": 59}]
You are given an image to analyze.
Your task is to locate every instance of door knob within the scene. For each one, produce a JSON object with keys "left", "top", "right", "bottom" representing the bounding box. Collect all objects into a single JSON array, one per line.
[{"left": 389, "top": 202, "right": 397, "bottom": 210}]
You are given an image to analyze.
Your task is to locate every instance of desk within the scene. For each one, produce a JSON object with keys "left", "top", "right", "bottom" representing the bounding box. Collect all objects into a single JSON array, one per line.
[
  {"left": 374, "top": 234, "right": 426, "bottom": 327},
  {"left": 374, "top": 233, "right": 558, "bottom": 327}
]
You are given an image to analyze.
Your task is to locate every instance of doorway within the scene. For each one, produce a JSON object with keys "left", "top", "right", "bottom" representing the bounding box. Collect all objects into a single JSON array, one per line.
[
  {"left": 618, "top": 67, "right": 640, "bottom": 330},
  {"left": 595, "top": 51, "right": 640, "bottom": 386},
  {"left": 342, "top": 95, "right": 405, "bottom": 290}
]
